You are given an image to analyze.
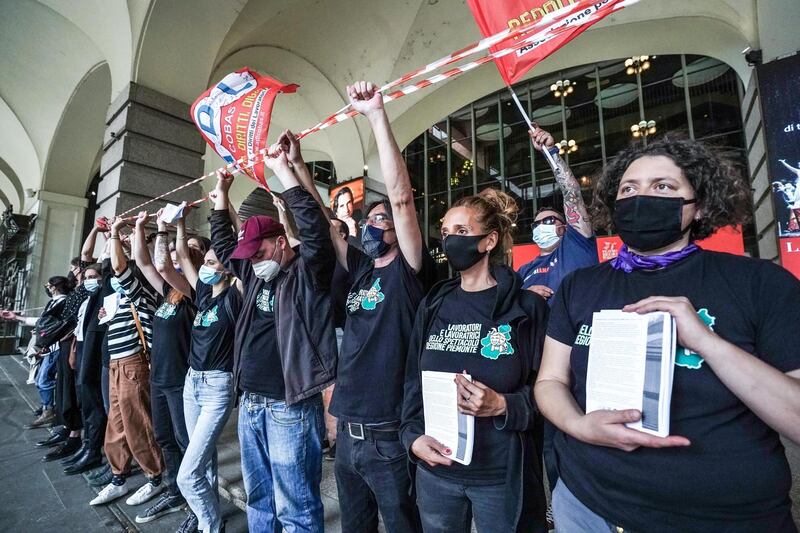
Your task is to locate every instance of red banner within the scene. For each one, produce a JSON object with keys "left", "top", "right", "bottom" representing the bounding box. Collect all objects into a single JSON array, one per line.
[
  {"left": 512, "top": 226, "right": 746, "bottom": 270},
  {"left": 466, "top": 0, "right": 628, "bottom": 85},
  {"left": 191, "top": 68, "right": 298, "bottom": 189},
  {"left": 779, "top": 237, "right": 800, "bottom": 279}
]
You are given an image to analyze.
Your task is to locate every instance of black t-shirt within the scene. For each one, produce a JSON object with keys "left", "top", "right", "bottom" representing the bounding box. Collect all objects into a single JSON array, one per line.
[
  {"left": 547, "top": 250, "right": 800, "bottom": 532},
  {"left": 419, "top": 286, "right": 519, "bottom": 484},
  {"left": 239, "top": 280, "right": 284, "bottom": 398},
  {"left": 189, "top": 281, "right": 240, "bottom": 372},
  {"left": 151, "top": 282, "right": 195, "bottom": 387},
  {"left": 330, "top": 246, "right": 435, "bottom": 423}
]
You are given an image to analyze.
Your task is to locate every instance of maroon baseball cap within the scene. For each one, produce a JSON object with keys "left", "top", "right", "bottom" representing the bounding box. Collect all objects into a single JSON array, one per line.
[{"left": 231, "top": 215, "right": 285, "bottom": 260}]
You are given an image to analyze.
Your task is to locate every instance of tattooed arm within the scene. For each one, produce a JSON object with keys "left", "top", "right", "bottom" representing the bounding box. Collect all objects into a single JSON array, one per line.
[{"left": 529, "top": 128, "right": 593, "bottom": 238}]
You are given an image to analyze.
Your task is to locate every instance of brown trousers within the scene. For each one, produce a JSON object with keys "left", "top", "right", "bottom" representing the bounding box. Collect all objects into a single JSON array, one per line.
[{"left": 104, "top": 353, "right": 163, "bottom": 477}]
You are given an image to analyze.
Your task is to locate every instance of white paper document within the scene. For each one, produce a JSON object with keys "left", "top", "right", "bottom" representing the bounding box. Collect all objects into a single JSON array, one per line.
[
  {"left": 98, "top": 293, "right": 120, "bottom": 325},
  {"left": 421, "top": 371, "right": 474, "bottom": 465},
  {"left": 160, "top": 201, "right": 187, "bottom": 224},
  {"left": 586, "top": 310, "right": 676, "bottom": 437}
]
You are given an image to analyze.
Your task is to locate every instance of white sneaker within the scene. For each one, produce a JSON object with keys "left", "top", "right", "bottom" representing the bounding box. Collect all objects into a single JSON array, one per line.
[
  {"left": 125, "top": 480, "right": 164, "bottom": 506},
  {"left": 90, "top": 482, "right": 130, "bottom": 505}
]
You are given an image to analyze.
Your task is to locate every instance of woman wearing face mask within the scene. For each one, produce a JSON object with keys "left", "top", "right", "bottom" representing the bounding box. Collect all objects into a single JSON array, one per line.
[
  {"left": 174, "top": 213, "right": 242, "bottom": 533},
  {"left": 400, "top": 188, "right": 549, "bottom": 533},
  {"left": 125, "top": 209, "right": 203, "bottom": 524},
  {"left": 535, "top": 137, "right": 800, "bottom": 533},
  {"left": 59, "top": 265, "right": 106, "bottom": 475},
  {"left": 3, "top": 276, "right": 76, "bottom": 430}
]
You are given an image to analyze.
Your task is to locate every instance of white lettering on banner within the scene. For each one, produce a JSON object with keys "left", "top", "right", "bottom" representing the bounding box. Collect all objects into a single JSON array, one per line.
[
  {"left": 787, "top": 241, "right": 800, "bottom": 253},
  {"left": 516, "top": 0, "right": 613, "bottom": 57},
  {"left": 426, "top": 323, "right": 483, "bottom": 353}
]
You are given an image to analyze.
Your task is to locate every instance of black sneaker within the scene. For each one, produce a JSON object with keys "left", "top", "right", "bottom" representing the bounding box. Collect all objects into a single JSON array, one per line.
[
  {"left": 88, "top": 468, "right": 114, "bottom": 487},
  {"left": 135, "top": 492, "right": 185, "bottom": 524},
  {"left": 86, "top": 463, "right": 110, "bottom": 480},
  {"left": 176, "top": 510, "right": 198, "bottom": 533},
  {"left": 324, "top": 442, "right": 336, "bottom": 461}
]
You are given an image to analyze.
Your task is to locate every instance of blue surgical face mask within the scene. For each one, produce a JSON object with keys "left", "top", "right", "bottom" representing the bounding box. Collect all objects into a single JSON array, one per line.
[
  {"left": 198, "top": 265, "right": 224, "bottom": 286},
  {"left": 360, "top": 224, "right": 391, "bottom": 259},
  {"left": 110, "top": 277, "right": 125, "bottom": 295},
  {"left": 532, "top": 224, "right": 561, "bottom": 249},
  {"left": 83, "top": 278, "right": 100, "bottom": 292}
]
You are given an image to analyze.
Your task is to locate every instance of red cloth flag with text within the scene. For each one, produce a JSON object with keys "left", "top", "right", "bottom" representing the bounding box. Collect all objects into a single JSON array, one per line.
[
  {"left": 191, "top": 68, "right": 298, "bottom": 189},
  {"left": 467, "top": 0, "right": 629, "bottom": 85}
]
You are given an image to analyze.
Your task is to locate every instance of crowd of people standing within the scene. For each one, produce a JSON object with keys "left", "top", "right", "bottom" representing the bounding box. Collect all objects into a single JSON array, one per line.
[{"left": 3, "top": 80, "right": 799, "bottom": 533}]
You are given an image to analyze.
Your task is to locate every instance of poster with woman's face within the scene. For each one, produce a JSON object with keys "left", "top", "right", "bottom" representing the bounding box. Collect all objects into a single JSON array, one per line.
[{"left": 330, "top": 178, "right": 365, "bottom": 237}]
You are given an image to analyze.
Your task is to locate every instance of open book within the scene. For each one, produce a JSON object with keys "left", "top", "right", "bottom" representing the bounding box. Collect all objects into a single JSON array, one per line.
[
  {"left": 422, "top": 371, "right": 474, "bottom": 465},
  {"left": 586, "top": 310, "right": 676, "bottom": 437}
]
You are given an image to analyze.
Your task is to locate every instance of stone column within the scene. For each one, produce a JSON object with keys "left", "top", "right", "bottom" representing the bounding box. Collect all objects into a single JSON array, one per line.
[
  {"left": 741, "top": 71, "right": 778, "bottom": 261},
  {"left": 24, "top": 191, "right": 88, "bottom": 311},
  {"left": 95, "top": 83, "right": 207, "bottom": 255}
]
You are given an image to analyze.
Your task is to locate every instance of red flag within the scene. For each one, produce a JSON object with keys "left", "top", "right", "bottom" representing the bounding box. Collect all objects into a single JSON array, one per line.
[
  {"left": 191, "top": 68, "right": 298, "bottom": 189},
  {"left": 467, "top": 0, "right": 632, "bottom": 85}
]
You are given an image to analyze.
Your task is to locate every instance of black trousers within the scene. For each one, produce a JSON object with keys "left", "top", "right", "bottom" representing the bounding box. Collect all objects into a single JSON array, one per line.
[
  {"left": 151, "top": 382, "right": 189, "bottom": 497},
  {"left": 334, "top": 422, "right": 421, "bottom": 533},
  {"left": 55, "top": 339, "right": 81, "bottom": 431},
  {"left": 77, "top": 340, "right": 107, "bottom": 451}
]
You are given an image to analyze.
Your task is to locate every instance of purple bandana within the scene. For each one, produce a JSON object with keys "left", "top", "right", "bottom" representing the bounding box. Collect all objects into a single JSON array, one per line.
[{"left": 611, "top": 243, "right": 700, "bottom": 273}]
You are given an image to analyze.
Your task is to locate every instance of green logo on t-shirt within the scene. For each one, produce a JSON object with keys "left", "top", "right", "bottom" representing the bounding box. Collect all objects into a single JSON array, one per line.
[
  {"left": 480, "top": 324, "right": 515, "bottom": 360},
  {"left": 155, "top": 302, "right": 177, "bottom": 320},
  {"left": 256, "top": 287, "right": 274, "bottom": 313},
  {"left": 346, "top": 278, "right": 385, "bottom": 312},
  {"left": 194, "top": 305, "right": 219, "bottom": 328},
  {"left": 675, "top": 308, "right": 715, "bottom": 370}
]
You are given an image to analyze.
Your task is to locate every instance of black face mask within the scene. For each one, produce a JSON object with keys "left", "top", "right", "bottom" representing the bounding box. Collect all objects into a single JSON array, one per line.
[
  {"left": 67, "top": 271, "right": 77, "bottom": 285},
  {"left": 613, "top": 195, "right": 697, "bottom": 252},
  {"left": 443, "top": 234, "right": 488, "bottom": 271},
  {"left": 44, "top": 287, "right": 52, "bottom": 298}
]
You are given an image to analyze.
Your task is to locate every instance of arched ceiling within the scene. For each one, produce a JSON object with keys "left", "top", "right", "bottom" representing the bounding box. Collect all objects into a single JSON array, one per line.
[
  {"left": 41, "top": 63, "right": 111, "bottom": 198},
  {"left": 0, "top": 1, "right": 104, "bottom": 168}
]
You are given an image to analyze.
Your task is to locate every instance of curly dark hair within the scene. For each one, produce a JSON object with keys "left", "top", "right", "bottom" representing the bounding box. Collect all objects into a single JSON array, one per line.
[{"left": 590, "top": 135, "right": 752, "bottom": 240}]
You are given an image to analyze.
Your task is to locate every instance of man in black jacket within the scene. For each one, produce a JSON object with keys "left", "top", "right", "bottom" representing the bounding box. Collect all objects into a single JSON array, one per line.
[{"left": 209, "top": 141, "right": 336, "bottom": 532}]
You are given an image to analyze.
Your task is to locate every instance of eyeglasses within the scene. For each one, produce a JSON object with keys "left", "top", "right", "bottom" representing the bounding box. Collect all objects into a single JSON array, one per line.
[
  {"left": 532, "top": 215, "right": 565, "bottom": 228},
  {"left": 359, "top": 213, "right": 393, "bottom": 228}
]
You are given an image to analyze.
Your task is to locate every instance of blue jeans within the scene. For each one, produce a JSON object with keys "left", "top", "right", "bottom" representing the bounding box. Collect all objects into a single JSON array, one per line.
[
  {"left": 551, "top": 480, "right": 626, "bottom": 533},
  {"left": 178, "top": 369, "right": 233, "bottom": 533},
  {"left": 415, "top": 466, "right": 512, "bottom": 532},
  {"left": 238, "top": 392, "right": 324, "bottom": 533},
  {"left": 37, "top": 348, "right": 59, "bottom": 409}
]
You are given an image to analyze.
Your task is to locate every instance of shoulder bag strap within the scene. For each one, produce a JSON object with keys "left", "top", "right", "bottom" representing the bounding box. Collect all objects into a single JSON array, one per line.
[{"left": 129, "top": 303, "right": 149, "bottom": 359}]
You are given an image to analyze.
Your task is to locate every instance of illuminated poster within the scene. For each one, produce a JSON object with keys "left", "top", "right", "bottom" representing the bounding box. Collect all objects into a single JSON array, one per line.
[
  {"left": 758, "top": 53, "right": 800, "bottom": 278},
  {"left": 330, "top": 178, "right": 364, "bottom": 238}
]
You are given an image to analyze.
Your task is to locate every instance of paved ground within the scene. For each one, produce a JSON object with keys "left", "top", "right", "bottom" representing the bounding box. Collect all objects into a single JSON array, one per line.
[{"left": 1, "top": 352, "right": 798, "bottom": 531}]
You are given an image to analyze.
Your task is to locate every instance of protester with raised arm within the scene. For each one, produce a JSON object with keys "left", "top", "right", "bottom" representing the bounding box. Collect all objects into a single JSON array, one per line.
[
  {"left": 122, "top": 210, "right": 198, "bottom": 524},
  {"left": 517, "top": 127, "right": 597, "bottom": 302},
  {"left": 167, "top": 203, "right": 241, "bottom": 533},
  {"left": 209, "top": 137, "right": 336, "bottom": 531},
  {"left": 324, "top": 81, "right": 436, "bottom": 533},
  {"left": 90, "top": 217, "right": 164, "bottom": 509}
]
